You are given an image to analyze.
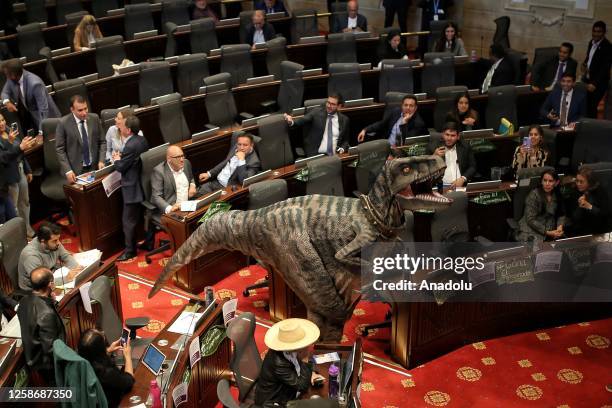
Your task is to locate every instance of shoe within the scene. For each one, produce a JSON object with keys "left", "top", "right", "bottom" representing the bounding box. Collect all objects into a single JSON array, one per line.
[
  {"left": 138, "top": 242, "right": 154, "bottom": 251},
  {"left": 117, "top": 251, "right": 136, "bottom": 262}
]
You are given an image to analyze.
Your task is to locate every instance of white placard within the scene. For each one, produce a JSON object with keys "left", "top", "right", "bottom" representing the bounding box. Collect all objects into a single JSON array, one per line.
[
  {"left": 222, "top": 299, "right": 238, "bottom": 326},
  {"left": 102, "top": 171, "right": 122, "bottom": 197},
  {"left": 172, "top": 383, "right": 188, "bottom": 407},
  {"left": 534, "top": 250, "right": 563, "bottom": 274},
  {"left": 180, "top": 200, "right": 198, "bottom": 212},
  {"left": 79, "top": 281, "right": 93, "bottom": 314},
  {"left": 594, "top": 243, "right": 612, "bottom": 264},
  {"left": 189, "top": 336, "right": 201, "bottom": 368},
  {"left": 167, "top": 312, "right": 204, "bottom": 335}
]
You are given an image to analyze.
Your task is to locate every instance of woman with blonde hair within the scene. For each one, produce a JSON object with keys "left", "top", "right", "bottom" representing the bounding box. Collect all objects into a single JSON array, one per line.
[
  {"left": 105, "top": 108, "right": 140, "bottom": 164},
  {"left": 73, "top": 14, "right": 103, "bottom": 52}
]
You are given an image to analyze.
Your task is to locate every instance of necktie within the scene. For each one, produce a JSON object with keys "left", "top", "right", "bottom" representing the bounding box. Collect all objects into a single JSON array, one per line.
[
  {"left": 555, "top": 61, "right": 565, "bottom": 83},
  {"left": 326, "top": 114, "right": 334, "bottom": 156},
  {"left": 560, "top": 92, "right": 568, "bottom": 127},
  {"left": 79, "top": 120, "right": 91, "bottom": 166}
]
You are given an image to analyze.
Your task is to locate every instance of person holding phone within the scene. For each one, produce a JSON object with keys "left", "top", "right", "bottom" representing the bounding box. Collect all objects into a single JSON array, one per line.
[
  {"left": 428, "top": 122, "right": 476, "bottom": 188},
  {"left": 197, "top": 132, "right": 261, "bottom": 194},
  {"left": 511, "top": 125, "right": 549, "bottom": 176}
]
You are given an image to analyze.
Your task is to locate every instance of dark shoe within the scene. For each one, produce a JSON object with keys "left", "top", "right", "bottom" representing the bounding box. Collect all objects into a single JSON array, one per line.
[
  {"left": 117, "top": 251, "right": 136, "bottom": 262},
  {"left": 138, "top": 241, "right": 154, "bottom": 251}
]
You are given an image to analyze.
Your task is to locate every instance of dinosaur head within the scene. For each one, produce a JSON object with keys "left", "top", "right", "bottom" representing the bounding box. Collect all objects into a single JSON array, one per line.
[{"left": 372, "top": 155, "right": 452, "bottom": 213}]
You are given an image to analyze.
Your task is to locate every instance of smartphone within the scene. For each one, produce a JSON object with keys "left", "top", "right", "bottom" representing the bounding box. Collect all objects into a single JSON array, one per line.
[
  {"left": 522, "top": 137, "right": 531, "bottom": 148},
  {"left": 120, "top": 328, "right": 130, "bottom": 347},
  {"left": 9, "top": 122, "right": 18, "bottom": 133}
]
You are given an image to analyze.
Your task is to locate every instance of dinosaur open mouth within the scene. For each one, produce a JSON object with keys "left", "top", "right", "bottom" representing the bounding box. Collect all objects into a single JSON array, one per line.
[{"left": 398, "top": 168, "right": 452, "bottom": 204}]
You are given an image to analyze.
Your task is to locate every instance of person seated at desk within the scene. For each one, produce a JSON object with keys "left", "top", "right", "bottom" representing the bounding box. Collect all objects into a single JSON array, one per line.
[
  {"left": 515, "top": 169, "right": 565, "bottom": 242},
  {"left": 377, "top": 29, "right": 408, "bottom": 61},
  {"left": 332, "top": 0, "right": 368, "bottom": 33},
  {"left": 563, "top": 166, "right": 611, "bottom": 237},
  {"left": 18, "top": 222, "right": 81, "bottom": 292},
  {"left": 432, "top": 22, "right": 467, "bottom": 56},
  {"left": 105, "top": 108, "right": 141, "bottom": 164},
  {"left": 17, "top": 267, "right": 66, "bottom": 385},
  {"left": 73, "top": 14, "right": 103, "bottom": 52},
  {"left": 246, "top": 10, "right": 276, "bottom": 48},
  {"left": 256, "top": 0, "right": 288, "bottom": 15},
  {"left": 357, "top": 94, "right": 427, "bottom": 146},
  {"left": 78, "top": 328, "right": 134, "bottom": 408},
  {"left": 511, "top": 125, "right": 549, "bottom": 176},
  {"left": 428, "top": 122, "right": 476, "bottom": 188},
  {"left": 531, "top": 42, "right": 577, "bottom": 92},
  {"left": 255, "top": 318, "right": 325, "bottom": 407},
  {"left": 55, "top": 94, "right": 106, "bottom": 184},
  {"left": 539, "top": 72, "right": 586, "bottom": 129},
  {"left": 481, "top": 44, "right": 516, "bottom": 94},
  {"left": 197, "top": 132, "right": 261, "bottom": 194},
  {"left": 445, "top": 91, "right": 479, "bottom": 132},
  {"left": 284, "top": 93, "right": 350, "bottom": 157},
  {"left": 189, "top": 0, "right": 219, "bottom": 22}
]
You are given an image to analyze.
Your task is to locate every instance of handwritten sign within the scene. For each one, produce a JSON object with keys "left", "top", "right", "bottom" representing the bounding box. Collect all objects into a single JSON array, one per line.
[{"left": 495, "top": 256, "right": 533, "bottom": 284}]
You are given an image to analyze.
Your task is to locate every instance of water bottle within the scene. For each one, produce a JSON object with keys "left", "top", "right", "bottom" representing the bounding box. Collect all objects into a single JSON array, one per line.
[
  {"left": 204, "top": 286, "right": 215, "bottom": 306},
  {"left": 470, "top": 50, "right": 477, "bottom": 62},
  {"left": 328, "top": 363, "right": 340, "bottom": 399},
  {"left": 145, "top": 380, "right": 162, "bottom": 408}
]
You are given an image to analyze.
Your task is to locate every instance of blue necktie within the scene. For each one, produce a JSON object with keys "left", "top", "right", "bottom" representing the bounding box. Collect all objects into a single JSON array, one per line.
[
  {"left": 79, "top": 120, "right": 91, "bottom": 166},
  {"left": 326, "top": 114, "right": 334, "bottom": 156}
]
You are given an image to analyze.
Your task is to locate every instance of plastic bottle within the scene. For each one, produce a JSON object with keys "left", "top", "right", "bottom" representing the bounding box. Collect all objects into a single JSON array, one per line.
[
  {"left": 470, "top": 50, "right": 478, "bottom": 62},
  {"left": 145, "top": 380, "right": 162, "bottom": 408},
  {"left": 328, "top": 363, "right": 340, "bottom": 399}
]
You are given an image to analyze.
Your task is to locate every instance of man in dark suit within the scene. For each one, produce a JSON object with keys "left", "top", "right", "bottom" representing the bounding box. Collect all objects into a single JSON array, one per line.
[
  {"left": 197, "top": 132, "right": 261, "bottom": 194},
  {"left": 113, "top": 116, "right": 149, "bottom": 261},
  {"left": 332, "top": 1, "right": 368, "bottom": 33},
  {"left": 284, "top": 93, "right": 350, "bottom": 157},
  {"left": 255, "top": 0, "right": 287, "bottom": 14},
  {"left": 357, "top": 94, "right": 427, "bottom": 146},
  {"left": 428, "top": 122, "right": 476, "bottom": 187},
  {"left": 540, "top": 73, "right": 587, "bottom": 128},
  {"left": 1, "top": 59, "right": 60, "bottom": 132},
  {"left": 55, "top": 95, "right": 106, "bottom": 184},
  {"left": 383, "top": 0, "right": 408, "bottom": 33},
  {"left": 481, "top": 44, "right": 516, "bottom": 93},
  {"left": 246, "top": 10, "right": 276, "bottom": 47},
  {"left": 531, "top": 42, "right": 578, "bottom": 92},
  {"left": 581, "top": 20, "right": 612, "bottom": 118}
]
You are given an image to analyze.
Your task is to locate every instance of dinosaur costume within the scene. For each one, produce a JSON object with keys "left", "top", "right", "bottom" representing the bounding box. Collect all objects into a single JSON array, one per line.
[{"left": 149, "top": 156, "right": 449, "bottom": 341}]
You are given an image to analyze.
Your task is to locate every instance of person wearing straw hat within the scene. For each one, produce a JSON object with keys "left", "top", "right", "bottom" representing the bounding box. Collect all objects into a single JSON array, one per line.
[{"left": 255, "top": 319, "right": 326, "bottom": 407}]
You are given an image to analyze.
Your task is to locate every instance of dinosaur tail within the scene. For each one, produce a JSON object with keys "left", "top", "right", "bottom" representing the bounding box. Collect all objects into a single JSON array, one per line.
[{"left": 148, "top": 210, "right": 251, "bottom": 298}]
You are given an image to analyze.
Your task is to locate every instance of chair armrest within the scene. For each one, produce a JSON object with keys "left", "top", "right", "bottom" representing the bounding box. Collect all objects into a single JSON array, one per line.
[
  {"left": 204, "top": 123, "right": 217, "bottom": 130},
  {"left": 164, "top": 21, "right": 177, "bottom": 35},
  {"left": 238, "top": 112, "right": 254, "bottom": 123},
  {"left": 260, "top": 100, "right": 277, "bottom": 112}
]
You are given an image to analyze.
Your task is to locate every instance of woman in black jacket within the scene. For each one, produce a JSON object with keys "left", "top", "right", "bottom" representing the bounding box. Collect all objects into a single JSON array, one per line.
[
  {"left": 563, "top": 166, "right": 611, "bottom": 237},
  {"left": 378, "top": 29, "right": 408, "bottom": 61},
  {"left": 445, "top": 91, "right": 479, "bottom": 132}
]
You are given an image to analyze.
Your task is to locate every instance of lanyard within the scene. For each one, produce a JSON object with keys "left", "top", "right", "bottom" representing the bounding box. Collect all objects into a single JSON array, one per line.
[{"left": 433, "top": 0, "right": 440, "bottom": 14}]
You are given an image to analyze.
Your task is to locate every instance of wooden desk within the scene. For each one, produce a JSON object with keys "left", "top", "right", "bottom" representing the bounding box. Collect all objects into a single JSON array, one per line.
[{"left": 120, "top": 301, "right": 231, "bottom": 408}]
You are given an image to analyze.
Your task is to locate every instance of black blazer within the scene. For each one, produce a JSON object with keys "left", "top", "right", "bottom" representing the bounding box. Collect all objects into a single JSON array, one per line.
[
  {"left": 254, "top": 350, "right": 313, "bottom": 407},
  {"left": 114, "top": 134, "right": 148, "bottom": 204},
  {"left": 365, "top": 107, "right": 428, "bottom": 145},
  {"left": 488, "top": 57, "right": 516, "bottom": 88},
  {"left": 209, "top": 143, "right": 262, "bottom": 186},
  {"left": 245, "top": 23, "right": 276, "bottom": 45},
  {"left": 566, "top": 186, "right": 611, "bottom": 236},
  {"left": 293, "top": 107, "right": 350, "bottom": 157},
  {"left": 0, "top": 137, "right": 31, "bottom": 185},
  {"left": 539, "top": 86, "right": 587, "bottom": 125},
  {"left": 531, "top": 57, "right": 577, "bottom": 89},
  {"left": 332, "top": 13, "right": 368, "bottom": 33},
  {"left": 427, "top": 139, "right": 477, "bottom": 182},
  {"left": 582, "top": 37, "right": 612, "bottom": 95}
]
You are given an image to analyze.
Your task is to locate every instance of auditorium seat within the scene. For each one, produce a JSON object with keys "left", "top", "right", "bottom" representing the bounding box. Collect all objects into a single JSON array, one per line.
[
  {"left": 100, "top": 108, "right": 119, "bottom": 133},
  {"left": 91, "top": 0, "right": 119, "bottom": 18},
  {"left": 55, "top": 0, "right": 84, "bottom": 25},
  {"left": 190, "top": 18, "right": 219, "bottom": 54},
  {"left": 328, "top": 62, "right": 362, "bottom": 101},
  {"left": 378, "top": 59, "right": 415, "bottom": 103},
  {"left": 290, "top": 9, "right": 319, "bottom": 43},
  {"left": 265, "top": 36, "right": 288, "bottom": 79},
  {"left": 176, "top": 53, "right": 210, "bottom": 97},
  {"left": 427, "top": 19, "right": 449, "bottom": 53},
  {"left": 125, "top": 3, "right": 156, "bottom": 41},
  {"left": 326, "top": 32, "right": 357, "bottom": 65},
  {"left": 507, "top": 166, "right": 554, "bottom": 239},
  {"left": 261, "top": 60, "right": 305, "bottom": 114},
  {"left": 94, "top": 35, "right": 126, "bottom": 78},
  {"left": 353, "top": 139, "right": 390, "bottom": 195},
  {"left": 306, "top": 155, "right": 344, "bottom": 196},
  {"left": 25, "top": 0, "right": 47, "bottom": 24},
  {"left": 220, "top": 44, "right": 254, "bottom": 87},
  {"left": 138, "top": 61, "right": 174, "bottom": 106},
  {"left": 53, "top": 78, "right": 89, "bottom": 115},
  {"left": 38, "top": 46, "right": 60, "bottom": 84},
  {"left": 203, "top": 73, "right": 253, "bottom": 128},
  {"left": 161, "top": 0, "right": 190, "bottom": 27},
  {"left": 485, "top": 85, "right": 517, "bottom": 130},
  {"left": 16, "top": 22, "right": 47, "bottom": 61},
  {"left": 571, "top": 119, "right": 612, "bottom": 170},
  {"left": 155, "top": 93, "right": 191, "bottom": 144},
  {"left": 40, "top": 118, "right": 70, "bottom": 221},
  {"left": 0, "top": 217, "right": 29, "bottom": 300},
  {"left": 239, "top": 10, "right": 255, "bottom": 44},
  {"left": 422, "top": 52, "right": 455, "bottom": 96},
  {"left": 256, "top": 114, "right": 294, "bottom": 169}
]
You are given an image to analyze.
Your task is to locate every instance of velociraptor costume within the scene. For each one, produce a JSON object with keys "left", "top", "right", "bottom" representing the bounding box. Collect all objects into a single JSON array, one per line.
[{"left": 149, "top": 156, "right": 449, "bottom": 341}]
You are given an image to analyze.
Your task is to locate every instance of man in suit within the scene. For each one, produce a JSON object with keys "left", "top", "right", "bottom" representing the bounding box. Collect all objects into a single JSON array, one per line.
[
  {"left": 332, "top": 1, "right": 367, "bottom": 33},
  {"left": 246, "top": 10, "right": 276, "bottom": 48},
  {"left": 197, "top": 132, "right": 261, "bottom": 194},
  {"left": 540, "top": 73, "right": 587, "bottom": 128},
  {"left": 357, "top": 94, "right": 427, "bottom": 146},
  {"left": 113, "top": 116, "right": 149, "bottom": 261},
  {"left": 17, "top": 267, "right": 66, "bottom": 385},
  {"left": 255, "top": 0, "right": 287, "bottom": 14},
  {"left": 1, "top": 58, "right": 60, "bottom": 132},
  {"left": 55, "top": 95, "right": 106, "bottom": 184},
  {"left": 284, "top": 93, "right": 350, "bottom": 157},
  {"left": 531, "top": 42, "right": 578, "bottom": 92},
  {"left": 382, "top": 0, "right": 408, "bottom": 34},
  {"left": 581, "top": 20, "right": 612, "bottom": 118},
  {"left": 481, "top": 44, "right": 516, "bottom": 94},
  {"left": 428, "top": 122, "right": 476, "bottom": 188}
]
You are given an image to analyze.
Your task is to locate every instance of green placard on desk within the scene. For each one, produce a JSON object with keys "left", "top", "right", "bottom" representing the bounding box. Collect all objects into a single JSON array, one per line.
[
  {"left": 469, "top": 190, "right": 510, "bottom": 205},
  {"left": 198, "top": 201, "right": 232, "bottom": 223},
  {"left": 495, "top": 256, "right": 534, "bottom": 285},
  {"left": 403, "top": 142, "right": 428, "bottom": 157},
  {"left": 295, "top": 167, "right": 309, "bottom": 182},
  {"left": 467, "top": 138, "right": 496, "bottom": 153},
  {"left": 182, "top": 367, "right": 191, "bottom": 384},
  {"left": 200, "top": 325, "right": 227, "bottom": 357}
]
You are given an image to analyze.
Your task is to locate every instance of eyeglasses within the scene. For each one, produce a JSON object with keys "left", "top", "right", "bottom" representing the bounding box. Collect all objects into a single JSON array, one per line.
[{"left": 170, "top": 154, "right": 185, "bottom": 159}]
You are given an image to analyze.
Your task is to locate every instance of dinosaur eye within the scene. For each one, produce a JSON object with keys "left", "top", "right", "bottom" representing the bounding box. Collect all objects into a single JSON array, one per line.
[{"left": 402, "top": 167, "right": 411, "bottom": 174}]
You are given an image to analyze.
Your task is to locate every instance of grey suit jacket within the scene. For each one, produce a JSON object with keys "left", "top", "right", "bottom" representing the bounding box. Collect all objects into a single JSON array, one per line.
[
  {"left": 150, "top": 160, "right": 195, "bottom": 218},
  {"left": 55, "top": 112, "right": 106, "bottom": 175},
  {"left": 1, "top": 70, "right": 60, "bottom": 129}
]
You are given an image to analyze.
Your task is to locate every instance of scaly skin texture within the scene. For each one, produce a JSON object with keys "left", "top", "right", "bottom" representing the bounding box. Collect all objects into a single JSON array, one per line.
[{"left": 149, "top": 156, "right": 447, "bottom": 341}]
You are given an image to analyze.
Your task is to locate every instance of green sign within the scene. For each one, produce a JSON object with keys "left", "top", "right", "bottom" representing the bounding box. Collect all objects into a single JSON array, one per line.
[
  {"left": 198, "top": 201, "right": 232, "bottom": 223},
  {"left": 402, "top": 142, "right": 428, "bottom": 157},
  {"left": 200, "top": 325, "right": 227, "bottom": 357},
  {"left": 469, "top": 190, "right": 510, "bottom": 205},
  {"left": 495, "top": 256, "right": 534, "bottom": 284},
  {"left": 467, "top": 138, "right": 496, "bottom": 153}
]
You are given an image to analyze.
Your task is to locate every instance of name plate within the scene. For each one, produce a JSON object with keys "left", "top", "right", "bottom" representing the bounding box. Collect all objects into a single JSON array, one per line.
[
  {"left": 468, "top": 89, "right": 479, "bottom": 97},
  {"left": 208, "top": 48, "right": 221, "bottom": 56},
  {"left": 291, "top": 107, "right": 305, "bottom": 116},
  {"left": 300, "top": 68, "right": 323, "bottom": 77},
  {"left": 79, "top": 73, "right": 99, "bottom": 83},
  {"left": 359, "top": 63, "right": 372, "bottom": 71},
  {"left": 116, "top": 64, "right": 140, "bottom": 75},
  {"left": 192, "top": 127, "right": 219, "bottom": 142},
  {"left": 164, "top": 55, "right": 180, "bottom": 64},
  {"left": 242, "top": 114, "right": 270, "bottom": 128},
  {"left": 414, "top": 93, "right": 427, "bottom": 101},
  {"left": 353, "top": 31, "right": 371, "bottom": 39},
  {"left": 461, "top": 128, "right": 495, "bottom": 139},
  {"left": 13, "top": 3, "right": 26, "bottom": 12},
  {"left": 295, "top": 154, "right": 325, "bottom": 169},
  {"left": 253, "top": 42, "right": 267, "bottom": 50},
  {"left": 175, "top": 24, "right": 191, "bottom": 33},
  {"left": 343, "top": 98, "right": 374, "bottom": 108},
  {"left": 298, "top": 35, "right": 326, "bottom": 45},
  {"left": 246, "top": 75, "right": 274, "bottom": 85},
  {"left": 217, "top": 17, "right": 239, "bottom": 27},
  {"left": 51, "top": 47, "right": 71, "bottom": 57},
  {"left": 243, "top": 169, "right": 273, "bottom": 188},
  {"left": 454, "top": 55, "right": 468, "bottom": 63},
  {"left": 150, "top": 93, "right": 176, "bottom": 106},
  {"left": 133, "top": 30, "right": 158, "bottom": 40},
  {"left": 266, "top": 12, "right": 285, "bottom": 20},
  {"left": 107, "top": 8, "right": 125, "bottom": 16},
  {"left": 94, "top": 165, "right": 115, "bottom": 180}
]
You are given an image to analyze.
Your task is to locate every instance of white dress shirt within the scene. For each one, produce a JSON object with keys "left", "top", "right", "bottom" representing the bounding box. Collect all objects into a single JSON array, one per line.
[
  {"left": 216, "top": 155, "right": 246, "bottom": 187},
  {"left": 442, "top": 145, "right": 462, "bottom": 184},
  {"left": 317, "top": 113, "right": 340, "bottom": 154},
  {"left": 481, "top": 58, "right": 502, "bottom": 93},
  {"left": 165, "top": 164, "right": 190, "bottom": 214},
  {"left": 587, "top": 39, "right": 601, "bottom": 70},
  {"left": 253, "top": 29, "right": 265, "bottom": 44},
  {"left": 347, "top": 16, "right": 358, "bottom": 29}
]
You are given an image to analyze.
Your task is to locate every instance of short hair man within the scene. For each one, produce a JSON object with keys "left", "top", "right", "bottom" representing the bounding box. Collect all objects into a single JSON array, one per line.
[
  {"left": 198, "top": 132, "right": 261, "bottom": 194},
  {"left": 55, "top": 94, "right": 106, "bottom": 184},
  {"left": 357, "top": 95, "right": 427, "bottom": 146},
  {"left": 333, "top": 0, "right": 368, "bottom": 33},
  {"left": 18, "top": 222, "right": 81, "bottom": 291},
  {"left": 540, "top": 72, "right": 587, "bottom": 128},
  {"left": 17, "top": 267, "right": 66, "bottom": 385},
  {"left": 1, "top": 59, "right": 60, "bottom": 131},
  {"left": 531, "top": 42, "right": 578, "bottom": 92},
  {"left": 113, "top": 116, "right": 149, "bottom": 261},
  {"left": 428, "top": 122, "right": 477, "bottom": 188},
  {"left": 284, "top": 93, "right": 350, "bottom": 157},
  {"left": 581, "top": 21, "right": 612, "bottom": 118},
  {"left": 481, "top": 44, "right": 517, "bottom": 93},
  {"left": 246, "top": 10, "right": 276, "bottom": 48}
]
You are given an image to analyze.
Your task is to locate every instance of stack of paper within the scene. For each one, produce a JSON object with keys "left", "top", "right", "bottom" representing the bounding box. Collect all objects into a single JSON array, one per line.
[
  {"left": 74, "top": 249, "right": 102, "bottom": 267},
  {"left": 167, "top": 312, "right": 204, "bottom": 335}
]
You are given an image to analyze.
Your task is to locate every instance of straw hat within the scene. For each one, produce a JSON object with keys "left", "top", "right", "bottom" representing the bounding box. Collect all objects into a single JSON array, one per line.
[{"left": 264, "top": 318, "right": 320, "bottom": 351}]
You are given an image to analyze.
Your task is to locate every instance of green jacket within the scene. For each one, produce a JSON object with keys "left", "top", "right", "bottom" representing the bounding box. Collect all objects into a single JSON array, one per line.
[{"left": 53, "top": 339, "right": 108, "bottom": 408}]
